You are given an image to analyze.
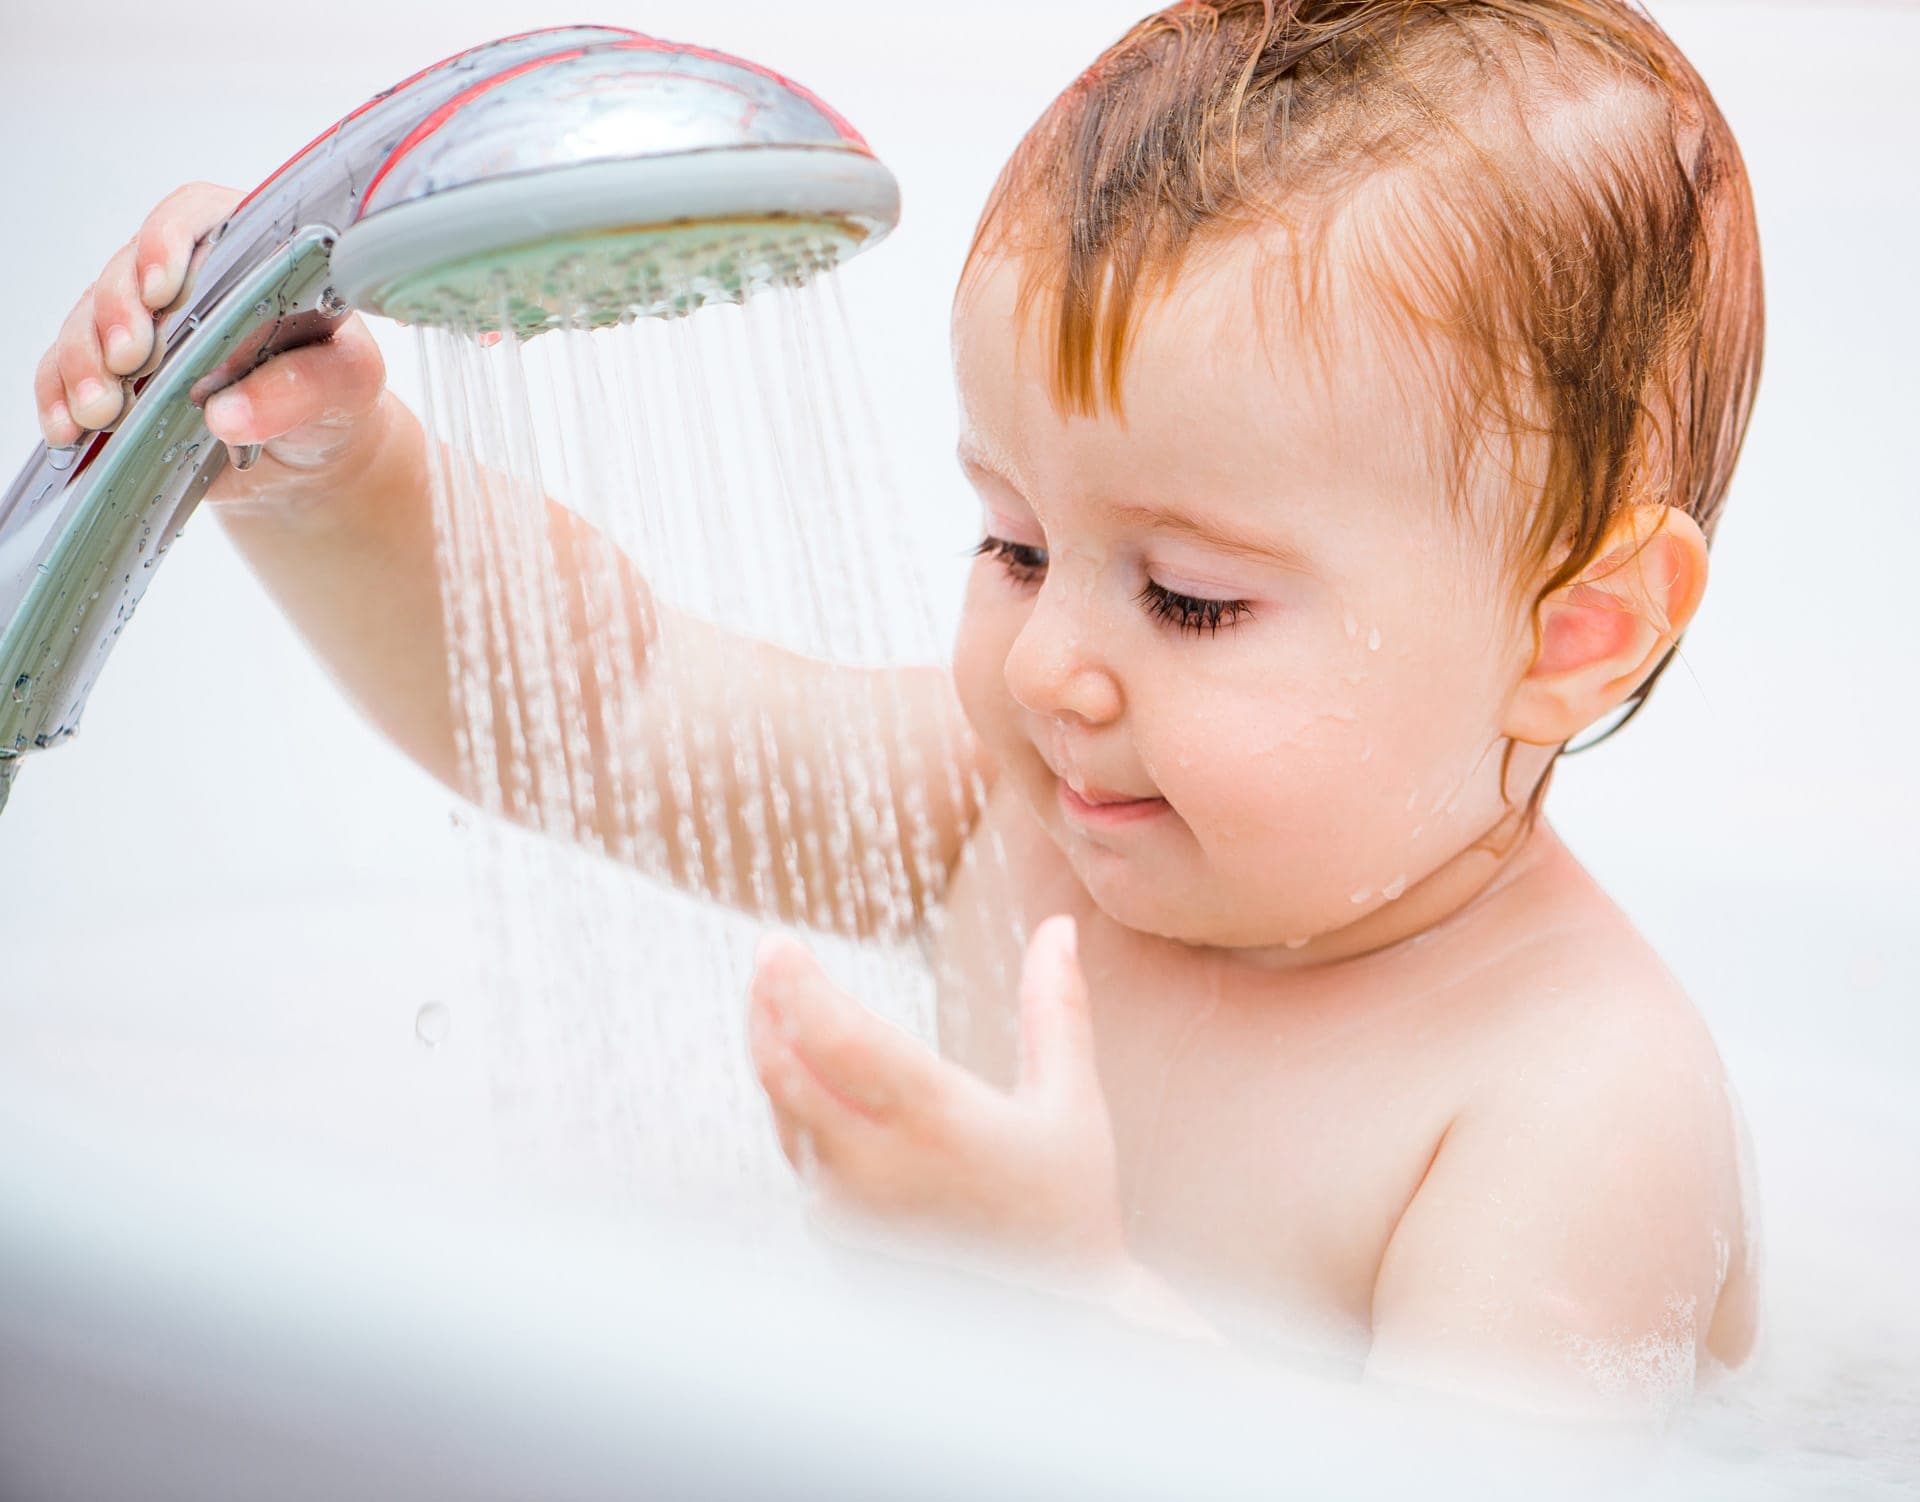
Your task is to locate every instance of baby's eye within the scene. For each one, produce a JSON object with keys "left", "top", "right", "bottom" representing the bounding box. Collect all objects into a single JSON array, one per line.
[
  {"left": 1138, "top": 580, "right": 1253, "bottom": 637},
  {"left": 973, "top": 535, "right": 1048, "bottom": 586}
]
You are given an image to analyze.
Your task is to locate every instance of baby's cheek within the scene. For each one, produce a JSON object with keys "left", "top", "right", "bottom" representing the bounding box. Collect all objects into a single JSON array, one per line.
[
  {"left": 1159, "top": 678, "right": 1442, "bottom": 893},
  {"left": 951, "top": 584, "right": 1019, "bottom": 755}
]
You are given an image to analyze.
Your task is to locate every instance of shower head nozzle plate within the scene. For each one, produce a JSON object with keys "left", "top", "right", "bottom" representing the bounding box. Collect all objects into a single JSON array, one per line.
[{"left": 332, "top": 148, "right": 894, "bottom": 337}]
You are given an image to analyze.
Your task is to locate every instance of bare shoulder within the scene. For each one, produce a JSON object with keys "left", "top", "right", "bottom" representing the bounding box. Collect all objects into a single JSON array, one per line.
[{"left": 1368, "top": 828, "right": 1758, "bottom": 1406}]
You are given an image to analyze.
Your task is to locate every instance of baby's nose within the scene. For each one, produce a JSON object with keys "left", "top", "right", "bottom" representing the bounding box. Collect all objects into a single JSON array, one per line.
[{"left": 1003, "top": 589, "right": 1122, "bottom": 726}]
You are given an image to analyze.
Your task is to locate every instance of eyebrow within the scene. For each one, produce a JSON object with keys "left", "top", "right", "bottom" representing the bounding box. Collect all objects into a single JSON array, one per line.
[{"left": 957, "top": 442, "right": 1316, "bottom": 575}]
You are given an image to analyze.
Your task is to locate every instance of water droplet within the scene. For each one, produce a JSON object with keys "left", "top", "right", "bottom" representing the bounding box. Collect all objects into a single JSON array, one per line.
[
  {"left": 1367, "top": 627, "right": 1382, "bottom": 652},
  {"left": 414, "top": 1002, "right": 451, "bottom": 1047},
  {"left": 1360, "top": 741, "right": 1374, "bottom": 763},
  {"left": 253, "top": 299, "right": 273, "bottom": 319},
  {"left": 1383, "top": 875, "right": 1408, "bottom": 900},
  {"left": 1285, "top": 936, "right": 1311, "bottom": 951},
  {"left": 1350, "top": 888, "right": 1372, "bottom": 905},
  {"left": 1343, "top": 610, "right": 1359, "bottom": 640}
]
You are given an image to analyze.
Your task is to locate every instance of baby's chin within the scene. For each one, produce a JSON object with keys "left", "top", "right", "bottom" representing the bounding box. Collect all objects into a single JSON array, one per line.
[
  {"left": 1048, "top": 825, "right": 1292, "bottom": 950},
  {"left": 1050, "top": 818, "right": 1390, "bottom": 958}
]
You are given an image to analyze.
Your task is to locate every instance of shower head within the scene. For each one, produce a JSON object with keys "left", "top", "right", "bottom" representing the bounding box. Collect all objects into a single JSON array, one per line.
[
  {"left": 331, "top": 42, "right": 898, "bottom": 335},
  {"left": 0, "top": 27, "right": 898, "bottom": 815}
]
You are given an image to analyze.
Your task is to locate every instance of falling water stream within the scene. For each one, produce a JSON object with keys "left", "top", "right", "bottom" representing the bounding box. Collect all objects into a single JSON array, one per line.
[{"left": 413, "top": 260, "right": 993, "bottom": 1213}]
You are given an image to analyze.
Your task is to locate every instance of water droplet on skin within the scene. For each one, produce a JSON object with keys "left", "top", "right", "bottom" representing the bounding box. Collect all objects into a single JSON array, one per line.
[
  {"left": 1285, "top": 936, "right": 1311, "bottom": 950},
  {"left": 1405, "top": 789, "right": 1419, "bottom": 811},
  {"left": 1360, "top": 741, "right": 1374, "bottom": 763},
  {"left": 414, "top": 1002, "right": 451, "bottom": 1046},
  {"left": 1343, "top": 610, "right": 1359, "bottom": 640},
  {"left": 1383, "top": 875, "right": 1409, "bottom": 900},
  {"left": 1367, "top": 627, "right": 1382, "bottom": 652},
  {"left": 1350, "top": 889, "right": 1372, "bottom": 905}
]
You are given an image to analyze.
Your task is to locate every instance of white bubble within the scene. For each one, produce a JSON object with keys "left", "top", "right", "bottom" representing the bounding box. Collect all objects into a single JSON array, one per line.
[{"left": 414, "top": 1001, "right": 451, "bottom": 1047}]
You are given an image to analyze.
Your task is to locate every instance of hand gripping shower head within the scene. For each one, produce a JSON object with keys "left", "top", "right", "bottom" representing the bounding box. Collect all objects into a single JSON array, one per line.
[{"left": 0, "top": 27, "right": 899, "bottom": 815}]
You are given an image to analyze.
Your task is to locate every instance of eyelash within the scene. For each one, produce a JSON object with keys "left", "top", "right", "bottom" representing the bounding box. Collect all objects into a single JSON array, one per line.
[{"left": 972, "top": 536, "right": 1253, "bottom": 637}]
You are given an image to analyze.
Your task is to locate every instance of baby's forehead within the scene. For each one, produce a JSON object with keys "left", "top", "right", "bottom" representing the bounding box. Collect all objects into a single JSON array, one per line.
[{"left": 953, "top": 239, "right": 1468, "bottom": 512}]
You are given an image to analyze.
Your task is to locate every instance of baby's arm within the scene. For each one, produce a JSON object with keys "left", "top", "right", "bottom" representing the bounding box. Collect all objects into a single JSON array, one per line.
[
  {"left": 1363, "top": 1005, "right": 1749, "bottom": 1418},
  {"left": 209, "top": 349, "right": 987, "bottom": 941},
  {"left": 36, "top": 184, "right": 990, "bottom": 939}
]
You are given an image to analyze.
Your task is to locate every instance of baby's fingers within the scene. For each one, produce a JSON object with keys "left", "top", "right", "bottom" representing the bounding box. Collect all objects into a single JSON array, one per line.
[
  {"left": 751, "top": 934, "right": 946, "bottom": 1123},
  {"left": 200, "top": 314, "right": 385, "bottom": 451},
  {"left": 34, "top": 347, "right": 80, "bottom": 448},
  {"left": 133, "top": 181, "right": 242, "bottom": 311},
  {"left": 93, "top": 239, "right": 154, "bottom": 377},
  {"left": 54, "top": 292, "right": 122, "bottom": 431}
]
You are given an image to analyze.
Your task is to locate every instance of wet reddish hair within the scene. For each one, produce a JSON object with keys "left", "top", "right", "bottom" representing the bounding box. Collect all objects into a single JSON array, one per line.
[{"left": 959, "top": 0, "right": 1764, "bottom": 824}]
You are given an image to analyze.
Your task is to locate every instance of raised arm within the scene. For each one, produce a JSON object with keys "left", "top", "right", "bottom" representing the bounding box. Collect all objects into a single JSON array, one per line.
[
  {"left": 37, "top": 182, "right": 993, "bottom": 941},
  {"left": 214, "top": 376, "right": 990, "bottom": 942}
]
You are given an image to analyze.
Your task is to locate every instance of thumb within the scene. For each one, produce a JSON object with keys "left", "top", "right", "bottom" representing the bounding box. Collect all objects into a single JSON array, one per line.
[
  {"left": 201, "top": 314, "right": 387, "bottom": 474},
  {"left": 1016, "top": 914, "right": 1098, "bottom": 1105}
]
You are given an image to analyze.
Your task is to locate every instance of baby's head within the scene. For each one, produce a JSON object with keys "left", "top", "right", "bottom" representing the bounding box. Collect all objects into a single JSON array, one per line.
[{"left": 947, "top": 0, "right": 1763, "bottom": 955}]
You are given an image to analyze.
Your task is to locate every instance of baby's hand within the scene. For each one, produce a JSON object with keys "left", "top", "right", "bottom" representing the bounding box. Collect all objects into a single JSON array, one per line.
[
  {"left": 748, "top": 916, "right": 1131, "bottom": 1283},
  {"left": 31, "top": 181, "right": 390, "bottom": 499}
]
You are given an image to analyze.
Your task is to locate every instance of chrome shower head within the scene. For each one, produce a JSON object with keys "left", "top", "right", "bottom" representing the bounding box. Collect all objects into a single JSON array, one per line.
[
  {"left": 0, "top": 28, "right": 898, "bottom": 814},
  {"left": 331, "top": 41, "right": 898, "bottom": 335}
]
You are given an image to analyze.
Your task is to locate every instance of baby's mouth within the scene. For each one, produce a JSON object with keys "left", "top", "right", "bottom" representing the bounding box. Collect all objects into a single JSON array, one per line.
[
  {"left": 1063, "top": 776, "right": 1151, "bottom": 805},
  {"left": 1054, "top": 775, "right": 1170, "bottom": 827}
]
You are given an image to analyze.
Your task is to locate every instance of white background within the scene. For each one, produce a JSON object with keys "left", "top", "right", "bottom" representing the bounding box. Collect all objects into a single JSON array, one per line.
[{"left": 0, "top": 0, "right": 1915, "bottom": 1464}]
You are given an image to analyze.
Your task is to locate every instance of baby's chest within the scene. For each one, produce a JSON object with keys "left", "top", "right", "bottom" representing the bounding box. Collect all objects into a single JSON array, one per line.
[{"left": 926, "top": 804, "right": 1459, "bottom": 1335}]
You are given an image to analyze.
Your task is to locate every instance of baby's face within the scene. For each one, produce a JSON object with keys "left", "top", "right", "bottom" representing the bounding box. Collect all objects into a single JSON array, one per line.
[{"left": 950, "top": 246, "right": 1541, "bottom": 954}]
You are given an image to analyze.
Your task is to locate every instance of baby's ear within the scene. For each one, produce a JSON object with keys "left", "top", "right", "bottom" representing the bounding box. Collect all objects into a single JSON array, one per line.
[{"left": 1502, "top": 504, "right": 1709, "bottom": 747}]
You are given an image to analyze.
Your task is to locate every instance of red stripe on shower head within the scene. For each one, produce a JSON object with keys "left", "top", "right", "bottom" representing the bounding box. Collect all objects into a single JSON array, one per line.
[{"left": 356, "top": 35, "right": 875, "bottom": 218}]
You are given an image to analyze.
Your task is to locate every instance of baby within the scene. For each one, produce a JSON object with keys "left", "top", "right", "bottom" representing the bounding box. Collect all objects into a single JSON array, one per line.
[{"left": 34, "top": 0, "right": 1762, "bottom": 1418}]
